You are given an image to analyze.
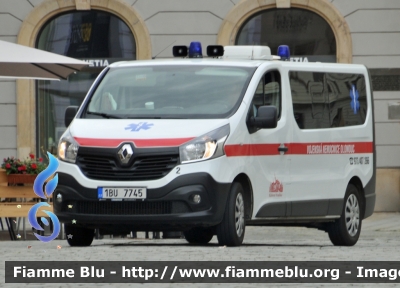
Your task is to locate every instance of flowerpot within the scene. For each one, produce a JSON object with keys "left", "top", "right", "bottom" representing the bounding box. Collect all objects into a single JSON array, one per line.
[{"left": 7, "top": 174, "right": 37, "bottom": 185}]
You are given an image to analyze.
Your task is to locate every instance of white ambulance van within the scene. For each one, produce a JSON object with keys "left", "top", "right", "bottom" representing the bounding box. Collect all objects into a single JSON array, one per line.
[{"left": 55, "top": 43, "right": 375, "bottom": 247}]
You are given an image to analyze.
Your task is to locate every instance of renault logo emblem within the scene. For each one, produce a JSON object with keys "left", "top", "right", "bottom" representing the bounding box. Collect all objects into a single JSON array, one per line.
[{"left": 118, "top": 144, "right": 133, "bottom": 164}]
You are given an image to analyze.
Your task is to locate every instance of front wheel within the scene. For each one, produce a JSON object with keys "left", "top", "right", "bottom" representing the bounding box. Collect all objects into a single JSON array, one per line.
[
  {"left": 217, "top": 182, "right": 246, "bottom": 246},
  {"left": 65, "top": 224, "right": 94, "bottom": 247},
  {"left": 328, "top": 184, "right": 363, "bottom": 246}
]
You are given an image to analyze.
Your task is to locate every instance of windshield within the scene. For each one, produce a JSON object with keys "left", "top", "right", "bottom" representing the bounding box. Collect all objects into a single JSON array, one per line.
[{"left": 84, "top": 65, "right": 255, "bottom": 119}]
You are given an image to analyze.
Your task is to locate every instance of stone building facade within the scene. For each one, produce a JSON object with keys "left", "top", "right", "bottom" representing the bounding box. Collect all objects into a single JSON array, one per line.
[{"left": 0, "top": 0, "right": 399, "bottom": 211}]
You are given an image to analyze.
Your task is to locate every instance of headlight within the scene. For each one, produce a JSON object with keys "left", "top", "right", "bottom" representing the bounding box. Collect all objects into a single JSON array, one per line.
[
  {"left": 58, "top": 129, "right": 79, "bottom": 163},
  {"left": 180, "top": 124, "right": 230, "bottom": 164}
]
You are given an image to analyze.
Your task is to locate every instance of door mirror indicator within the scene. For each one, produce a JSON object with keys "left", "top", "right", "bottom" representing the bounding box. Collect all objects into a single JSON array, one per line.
[{"left": 249, "top": 106, "right": 277, "bottom": 129}]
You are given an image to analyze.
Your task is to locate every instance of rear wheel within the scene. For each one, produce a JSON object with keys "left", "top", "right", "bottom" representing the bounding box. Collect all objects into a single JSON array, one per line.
[
  {"left": 184, "top": 227, "right": 214, "bottom": 244},
  {"left": 65, "top": 224, "right": 94, "bottom": 247},
  {"left": 216, "top": 182, "right": 245, "bottom": 246},
  {"left": 328, "top": 184, "right": 362, "bottom": 246}
]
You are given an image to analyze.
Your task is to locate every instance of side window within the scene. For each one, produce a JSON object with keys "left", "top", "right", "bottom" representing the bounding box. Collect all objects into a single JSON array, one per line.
[
  {"left": 248, "top": 70, "right": 281, "bottom": 119},
  {"left": 290, "top": 71, "right": 367, "bottom": 129}
]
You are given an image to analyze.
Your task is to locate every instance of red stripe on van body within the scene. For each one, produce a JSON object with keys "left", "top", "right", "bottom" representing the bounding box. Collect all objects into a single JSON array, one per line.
[
  {"left": 225, "top": 142, "right": 373, "bottom": 157},
  {"left": 74, "top": 137, "right": 194, "bottom": 148},
  {"left": 224, "top": 144, "right": 280, "bottom": 156}
]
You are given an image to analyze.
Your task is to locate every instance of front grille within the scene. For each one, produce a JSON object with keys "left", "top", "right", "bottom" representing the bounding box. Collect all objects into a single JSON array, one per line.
[
  {"left": 73, "top": 201, "right": 172, "bottom": 215},
  {"left": 63, "top": 201, "right": 191, "bottom": 215},
  {"left": 77, "top": 154, "right": 179, "bottom": 181}
]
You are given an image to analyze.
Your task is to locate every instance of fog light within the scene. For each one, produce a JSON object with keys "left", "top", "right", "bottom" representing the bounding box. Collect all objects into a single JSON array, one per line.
[
  {"left": 192, "top": 194, "right": 201, "bottom": 204},
  {"left": 56, "top": 193, "right": 62, "bottom": 203}
]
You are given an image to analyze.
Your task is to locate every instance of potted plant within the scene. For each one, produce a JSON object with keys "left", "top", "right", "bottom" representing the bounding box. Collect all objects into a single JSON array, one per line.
[{"left": 1, "top": 154, "right": 47, "bottom": 184}]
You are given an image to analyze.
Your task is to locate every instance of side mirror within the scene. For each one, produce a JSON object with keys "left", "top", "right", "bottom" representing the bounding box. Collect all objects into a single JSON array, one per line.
[
  {"left": 65, "top": 106, "right": 79, "bottom": 127},
  {"left": 250, "top": 106, "right": 277, "bottom": 129}
]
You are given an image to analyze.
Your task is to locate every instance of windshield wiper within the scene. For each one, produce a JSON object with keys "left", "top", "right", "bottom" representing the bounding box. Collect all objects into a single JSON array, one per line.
[
  {"left": 127, "top": 116, "right": 187, "bottom": 119},
  {"left": 127, "top": 116, "right": 162, "bottom": 119},
  {"left": 86, "top": 111, "right": 121, "bottom": 119}
]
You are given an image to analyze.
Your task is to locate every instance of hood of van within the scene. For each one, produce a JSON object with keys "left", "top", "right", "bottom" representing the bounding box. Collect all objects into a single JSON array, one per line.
[{"left": 69, "top": 119, "right": 229, "bottom": 148}]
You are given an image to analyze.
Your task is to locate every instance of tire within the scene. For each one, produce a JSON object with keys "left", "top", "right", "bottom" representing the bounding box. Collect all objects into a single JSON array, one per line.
[
  {"left": 65, "top": 224, "right": 94, "bottom": 247},
  {"left": 184, "top": 227, "right": 214, "bottom": 244},
  {"left": 328, "top": 184, "right": 362, "bottom": 246},
  {"left": 216, "top": 182, "right": 246, "bottom": 246}
]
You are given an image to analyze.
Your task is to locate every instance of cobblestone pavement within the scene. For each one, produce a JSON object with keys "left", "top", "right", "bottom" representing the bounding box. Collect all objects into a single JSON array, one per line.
[{"left": 0, "top": 212, "right": 399, "bottom": 288}]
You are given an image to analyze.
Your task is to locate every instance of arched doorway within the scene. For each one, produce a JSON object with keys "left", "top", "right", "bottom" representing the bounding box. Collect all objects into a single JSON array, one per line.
[
  {"left": 236, "top": 8, "right": 337, "bottom": 63},
  {"left": 217, "top": 0, "right": 351, "bottom": 63},
  {"left": 16, "top": 1, "right": 150, "bottom": 158},
  {"left": 36, "top": 10, "right": 137, "bottom": 156}
]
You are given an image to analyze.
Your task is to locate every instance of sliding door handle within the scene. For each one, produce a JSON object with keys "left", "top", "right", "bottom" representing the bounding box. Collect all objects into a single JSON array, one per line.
[{"left": 278, "top": 144, "right": 288, "bottom": 153}]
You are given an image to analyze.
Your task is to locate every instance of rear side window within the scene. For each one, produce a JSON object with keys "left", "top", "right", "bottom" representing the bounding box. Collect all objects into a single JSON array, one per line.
[{"left": 290, "top": 72, "right": 368, "bottom": 129}]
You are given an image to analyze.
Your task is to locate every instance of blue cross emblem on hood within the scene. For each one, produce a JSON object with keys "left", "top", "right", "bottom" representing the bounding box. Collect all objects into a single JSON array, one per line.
[{"left": 125, "top": 122, "right": 154, "bottom": 132}]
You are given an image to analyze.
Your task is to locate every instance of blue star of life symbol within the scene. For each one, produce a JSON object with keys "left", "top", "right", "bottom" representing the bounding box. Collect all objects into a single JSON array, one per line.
[
  {"left": 350, "top": 84, "right": 360, "bottom": 114},
  {"left": 125, "top": 122, "right": 154, "bottom": 132}
]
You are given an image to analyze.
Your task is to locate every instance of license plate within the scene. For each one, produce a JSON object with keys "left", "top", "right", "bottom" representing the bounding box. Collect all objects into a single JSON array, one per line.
[{"left": 98, "top": 187, "right": 147, "bottom": 199}]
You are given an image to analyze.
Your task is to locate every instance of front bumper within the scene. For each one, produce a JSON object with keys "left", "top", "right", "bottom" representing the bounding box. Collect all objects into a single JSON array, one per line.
[{"left": 53, "top": 172, "right": 230, "bottom": 233}]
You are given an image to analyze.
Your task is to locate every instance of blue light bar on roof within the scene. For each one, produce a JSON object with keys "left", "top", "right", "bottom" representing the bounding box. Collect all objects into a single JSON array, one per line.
[
  {"left": 277, "top": 45, "right": 290, "bottom": 61},
  {"left": 189, "top": 42, "right": 203, "bottom": 58}
]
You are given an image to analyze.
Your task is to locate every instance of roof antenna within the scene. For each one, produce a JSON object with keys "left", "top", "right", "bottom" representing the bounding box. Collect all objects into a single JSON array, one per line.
[{"left": 152, "top": 40, "right": 177, "bottom": 59}]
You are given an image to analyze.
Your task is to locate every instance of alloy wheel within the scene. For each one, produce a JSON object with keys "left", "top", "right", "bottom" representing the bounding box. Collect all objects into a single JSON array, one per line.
[
  {"left": 235, "top": 193, "right": 245, "bottom": 237},
  {"left": 345, "top": 194, "right": 360, "bottom": 237}
]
